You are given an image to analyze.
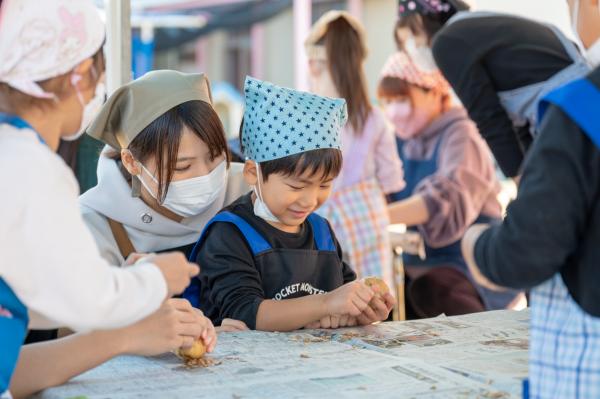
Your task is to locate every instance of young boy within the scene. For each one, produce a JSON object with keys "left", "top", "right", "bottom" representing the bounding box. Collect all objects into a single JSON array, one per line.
[{"left": 185, "top": 77, "right": 395, "bottom": 332}]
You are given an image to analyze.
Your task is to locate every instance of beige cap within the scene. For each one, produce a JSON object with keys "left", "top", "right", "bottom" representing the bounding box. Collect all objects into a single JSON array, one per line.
[
  {"left": 86, "top": 70, "right": 213, "bottom": 149},
  {"left": 304, "top": 10, "right": 368, "bottom": 60}
]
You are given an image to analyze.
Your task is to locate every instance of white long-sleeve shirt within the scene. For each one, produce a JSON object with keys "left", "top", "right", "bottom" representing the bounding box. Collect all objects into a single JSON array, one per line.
[{"left": 0, "top": 124, "right": 167, "bottom": 331}]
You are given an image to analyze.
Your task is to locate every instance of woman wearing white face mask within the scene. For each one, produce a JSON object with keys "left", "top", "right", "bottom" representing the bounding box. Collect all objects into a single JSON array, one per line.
[
  {"left": 80, "top": 70, "right": 248, "bottom": 268},
  {"left": 378, "top": 52, "right": 522, "bottom": 318},
  {"left": 461, "top": 1, "right": 600, "bottom": 397},
  {"left": 0, "top": 1, "right": 202, "bottom": 397},
  {"left": 79, "top": 70, "right": 249, "bottom": 332}
]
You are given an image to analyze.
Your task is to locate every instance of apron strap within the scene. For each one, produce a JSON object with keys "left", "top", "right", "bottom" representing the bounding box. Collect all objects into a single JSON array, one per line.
[
  {"left": 107, "top": 218, "right": 136, "bottom": 260},
  {"left": 188, "top": 211, "right": 272, "bottom": 263},
  {"left": 539, "top": 78, "right": 600, "bottom": 149},
  {"left": 184, "top": 211, "right": 273, "bottom": 308},
  {"left": 306, "top": 213, "right": 336, "bottom": 252}
]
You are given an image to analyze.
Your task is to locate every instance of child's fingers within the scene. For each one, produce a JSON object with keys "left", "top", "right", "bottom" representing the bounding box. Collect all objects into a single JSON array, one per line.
[
  {"left": 351, "top": 295, "right": 370, "bottom": 313},
  {"left": 179, "top": 335, "right": 195, "bottom": 348},
  {"left": 355, "top": 313, "right": 371, "bottom": 326},
  {"left": 330, "top": 315, "right": 340, "bottom": 329},
  {"left": 221, "top": 318, "right": 249, "bottom": 331},
  {"left": 361, "top": 304, "right": 379, "bottom": 322},
  {"left": 347, "top": 301, "right": 364, "bottom": 317},
  {"left": 383, "top": 293, "right": 396, "bottom": 311},
  {"left": 338, "top": 314, "right": 349, "bottom": 327},
  {"left": 170, "top": 297, "right": 194, "bottom": 311},
  {"left": 320, "top": 316, "right": 332, "bottom": 329},
  {"left": 370, "top": 296, "right": 388, "bottom": 319},
  {"left": 206, "top": 325, "right": 217, "bottom": 352},
  {"left": 355, "top": 283, "right": 375, "bottom": 303}
]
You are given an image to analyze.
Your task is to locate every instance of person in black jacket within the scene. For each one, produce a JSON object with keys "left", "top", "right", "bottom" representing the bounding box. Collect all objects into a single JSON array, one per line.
[
  {"left": 432, "top": 13, "right": 589, "bottom": 178},
  {"left": 394, "top": 0, "right": 590, "bottom": 178}
]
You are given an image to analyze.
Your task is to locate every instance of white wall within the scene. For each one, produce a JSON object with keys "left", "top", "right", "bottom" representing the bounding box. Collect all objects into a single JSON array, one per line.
[
  {"left": 474, "top": 0, "right": 573, "bottom": 38},
  {"left": 263, "top": 8, "right": 295, "bottom": 89}
]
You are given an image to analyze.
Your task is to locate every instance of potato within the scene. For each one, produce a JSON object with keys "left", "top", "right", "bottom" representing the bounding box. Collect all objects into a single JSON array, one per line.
[{"left": 177, "top": 339, "right": 206, "bottom": 360}]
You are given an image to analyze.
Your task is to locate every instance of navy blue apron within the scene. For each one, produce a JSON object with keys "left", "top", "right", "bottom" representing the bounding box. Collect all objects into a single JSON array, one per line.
[
  {"left": 390, "top": 133, "right": 518, "bottom": 310},
  {"left": 183, "top": 211, "right": 344, "bottom": 319},
  {"left": 0, "top": 113, "right": 39, "bottom": 395}
]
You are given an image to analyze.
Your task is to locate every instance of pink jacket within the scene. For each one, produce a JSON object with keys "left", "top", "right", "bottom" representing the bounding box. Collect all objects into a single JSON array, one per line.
[{"left": 336, "top": 107, "right": 405, "bottom": 194}]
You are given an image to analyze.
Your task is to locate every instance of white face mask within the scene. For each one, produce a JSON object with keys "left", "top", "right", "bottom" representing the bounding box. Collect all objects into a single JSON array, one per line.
[
  {"left": 252, "top": 162, "right": 281, "bottom": 224},
  {"left": 404, "top": 36, "right": 438, "bottom": 73},
  {"left": 139, "top": 160, "right": 228, "bottom": 218},
  {"left": 64, "top": 72, "right": 106, "bottom": 141},
  {"left": 571, "top": 0, "right": 600, "bottom": 67}
]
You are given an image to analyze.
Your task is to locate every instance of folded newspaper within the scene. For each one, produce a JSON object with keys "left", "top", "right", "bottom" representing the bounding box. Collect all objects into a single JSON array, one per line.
[{"left": 36, "top": 309, "right": 530, "bottom": 399}]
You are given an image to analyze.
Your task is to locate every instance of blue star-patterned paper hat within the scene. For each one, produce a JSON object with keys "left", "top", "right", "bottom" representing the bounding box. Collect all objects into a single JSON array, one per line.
[{"left": 242, "top": 76, "right": 347, "bottom": 162}]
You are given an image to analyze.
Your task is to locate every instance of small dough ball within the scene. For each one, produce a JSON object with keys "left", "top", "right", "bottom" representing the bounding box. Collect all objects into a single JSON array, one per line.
[
  {"left": 364, "top": 277, "right": 390, "bottom": 298},
  {"left": 177, "top": 339, "right": 206, "bottom": 359}
]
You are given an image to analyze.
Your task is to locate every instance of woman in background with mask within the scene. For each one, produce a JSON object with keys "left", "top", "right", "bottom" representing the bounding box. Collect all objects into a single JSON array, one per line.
[
  {"left": 462, "top": 1, "right": 600, "bottom": 397},
  {"left": 0, "top": 1, "right": 202, "bottom": 397},
  {"left": 80, "top": 70, "right": 249, "bottom": 331},
  {"left": 379, "top": 52, "right": 521, "bottom": 318},
  {"left": 304, "top": 11, "right": 405, "bottom": 295}
]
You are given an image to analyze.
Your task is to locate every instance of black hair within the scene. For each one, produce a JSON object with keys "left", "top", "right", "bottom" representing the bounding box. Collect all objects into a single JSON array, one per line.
[
  {"left": 110, "top": 100, "right": 230, "bottom": 201},
  {"left": 394, "top": 0, "right": 470, "bottom": 48},
  {"left": 238, "top": 118, "right": 342, "bottom": 182}
]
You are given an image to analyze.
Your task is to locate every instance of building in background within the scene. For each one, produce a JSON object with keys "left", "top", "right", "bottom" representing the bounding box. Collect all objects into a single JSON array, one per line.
[{"left": 99, "top": 0, "right": 572, "bottom": 139}]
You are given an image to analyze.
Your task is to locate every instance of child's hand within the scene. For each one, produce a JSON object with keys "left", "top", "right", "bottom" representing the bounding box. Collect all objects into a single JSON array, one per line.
[
  {"left": 120, "top": 298, "right": 216, "bottom": 356},
  {"left": 216, "top": 318, "right": 249, "bottom": 333},
  {"left": 323, "top": 281, "right": 374, "bottom": 317},
  {"left": 356, "top": 291, "right": 395, "bottom": 325}
]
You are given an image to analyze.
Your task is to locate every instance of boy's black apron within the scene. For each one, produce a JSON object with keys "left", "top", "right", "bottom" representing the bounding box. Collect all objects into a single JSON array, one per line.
[{"left": 183, "top": 211, "right": 344, "bottom": 310}]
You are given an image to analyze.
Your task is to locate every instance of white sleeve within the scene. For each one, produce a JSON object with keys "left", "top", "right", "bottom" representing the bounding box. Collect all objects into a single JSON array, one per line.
[{"left": 2, "top": 161, "right": 167, "bottom": 331}]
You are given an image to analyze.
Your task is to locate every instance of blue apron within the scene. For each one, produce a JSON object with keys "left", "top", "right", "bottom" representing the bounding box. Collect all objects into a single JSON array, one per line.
[
  {"left": 539, "top": 77, "right": 600, "bottom": 148},
  {"left": 183, "top": 211, "right": 342, "bottom": 316},
  {"left": 0, "top": 113, "right": 38, "bottom": 394},
  {"left": 390, "top": 134, "right": 518, "bottom": 310}
]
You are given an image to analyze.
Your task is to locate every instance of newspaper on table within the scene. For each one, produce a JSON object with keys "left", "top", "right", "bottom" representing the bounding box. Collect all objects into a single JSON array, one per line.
[{"left": 36, "top": 309, "right": 530, "bottom": 399}]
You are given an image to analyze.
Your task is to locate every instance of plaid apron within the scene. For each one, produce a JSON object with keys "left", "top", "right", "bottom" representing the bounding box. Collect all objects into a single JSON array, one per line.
[
  {"left": 529, "top": 274, "right": 600, "bottom": 399},
  {"left": 317, "top": 179, "right": 393, "bottom": 291}
]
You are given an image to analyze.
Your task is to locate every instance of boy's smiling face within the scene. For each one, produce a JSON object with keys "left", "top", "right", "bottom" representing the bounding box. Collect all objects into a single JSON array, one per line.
[{"left": 244, "top": 160, "right": 335, "bottom": 233}]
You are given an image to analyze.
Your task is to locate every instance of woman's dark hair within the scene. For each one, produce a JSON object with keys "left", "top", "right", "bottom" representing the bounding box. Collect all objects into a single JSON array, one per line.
[
  {"left": 394, "top": 0, "right": 470, "bottom": 49},
  {"left": 377, "top": 76, "right": 451, "bottom": 111},
  {"left": 319, "top": 17, "right": 371, "bottom": 134},
  {"left": 110, "top": 100, "right": 230, "bottom": 201},
  {"left": 377, "top": 76, "right": 413, "bottom": 99},
  {"left": 238, "top": 118, "right": 342, "bottom": 182}
]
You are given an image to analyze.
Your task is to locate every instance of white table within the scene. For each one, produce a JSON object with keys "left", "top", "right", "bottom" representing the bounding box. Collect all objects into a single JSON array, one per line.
[{"left": 37, "top": 309, "right": 529, "bottom": 399}]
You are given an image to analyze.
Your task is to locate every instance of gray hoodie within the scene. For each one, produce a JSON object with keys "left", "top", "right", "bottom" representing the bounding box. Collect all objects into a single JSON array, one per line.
[{"left": 79, "top": 154, "right": 249, "bottom": 265}]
